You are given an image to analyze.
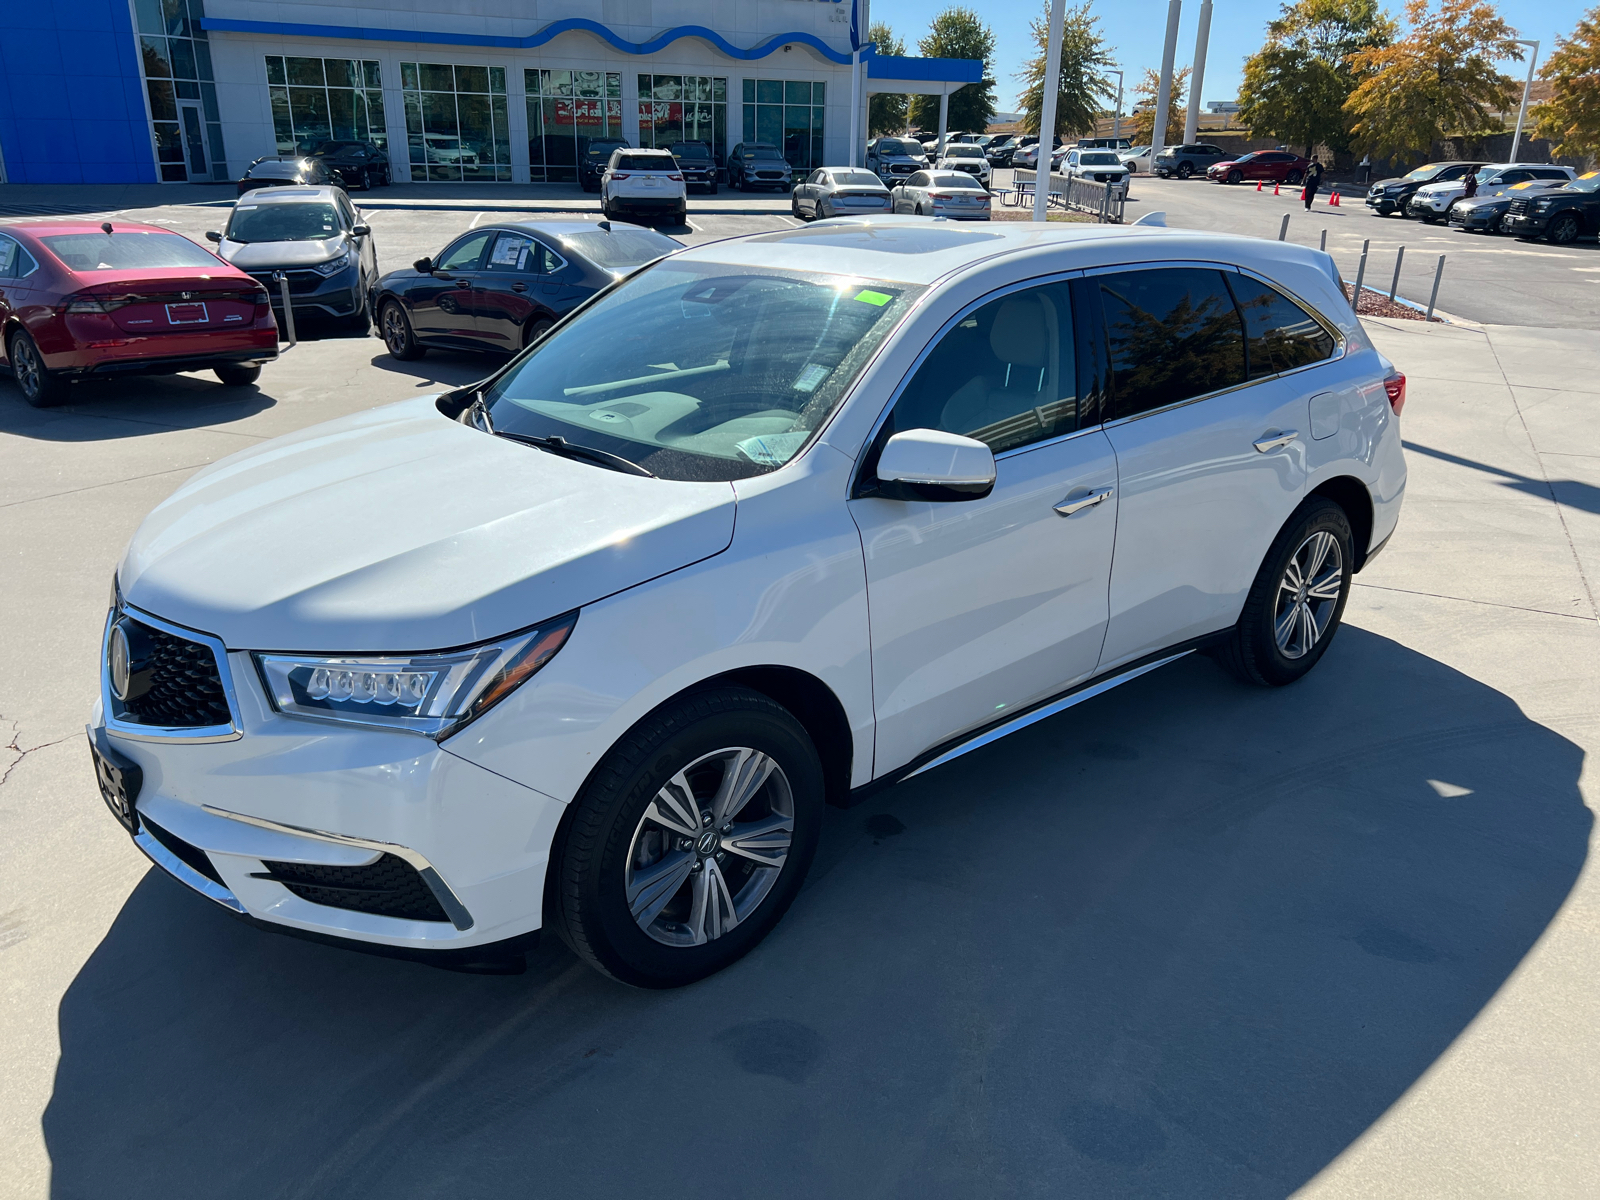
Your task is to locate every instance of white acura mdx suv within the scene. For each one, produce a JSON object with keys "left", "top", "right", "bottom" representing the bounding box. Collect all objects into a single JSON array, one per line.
[{"left": 90, "top": 216, "right": 1407, "bottom": 987}]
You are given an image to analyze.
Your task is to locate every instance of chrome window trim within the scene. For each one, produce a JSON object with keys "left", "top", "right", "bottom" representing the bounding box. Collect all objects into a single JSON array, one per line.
[
  {"left": 1083, "top": 259, "right": 1347, "bottom": 431},
  {"left": 201, "top": 804, "right": 475, "bottom": 931},
  {"left": 101, "top": 602, "right": 244, "bottom": 744}
]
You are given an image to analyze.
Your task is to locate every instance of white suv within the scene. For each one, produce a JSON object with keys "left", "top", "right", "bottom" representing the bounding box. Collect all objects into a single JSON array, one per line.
[
  {"left": 601, "top": 148, "right": 686, "bottom": 225},
  {"left": 91, "top": 217, "right": 1406, "bottom": 987}
]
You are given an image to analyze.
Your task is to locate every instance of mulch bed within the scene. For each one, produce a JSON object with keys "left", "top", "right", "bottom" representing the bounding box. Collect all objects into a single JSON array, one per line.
[{"left": 1342, "top": 283, "right": 1439, "bottom": 321}]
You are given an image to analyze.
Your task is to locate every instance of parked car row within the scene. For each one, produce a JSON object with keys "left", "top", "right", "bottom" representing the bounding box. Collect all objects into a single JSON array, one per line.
[
  {"left": 236, "top": 141, "right": 391, "bottom": 195},
  {"left": 1363, "top": 160, "right": 1597, "bottom": 243}
]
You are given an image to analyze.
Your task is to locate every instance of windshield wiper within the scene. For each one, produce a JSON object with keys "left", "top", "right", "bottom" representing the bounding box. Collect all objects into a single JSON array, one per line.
[{"left": 494, "top": 430, "right": 655, "bottom": 477}]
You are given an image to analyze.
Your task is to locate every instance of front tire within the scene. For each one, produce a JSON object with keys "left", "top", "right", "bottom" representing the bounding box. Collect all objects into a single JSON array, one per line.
[
  {"left": 1227, "top": 169, "right": 1243, "bottom": 185},
  {"left": 549, "top": 687, "right": 824, "bottom": 988},
  {"left": 7, "top": 330, "right": 67, "bottom": 408},
  {"left": 1215, "top": 497, "right": 1353, "bottom": 687},
  {"left": 214, "top": 364, "right": 261, "bottom": 387},
  {"left": 1177, "top": 162, "right": 1193, "bottom": 180},
  {"left": 379, "top": 299, "right": 425, "bottom": 360}
]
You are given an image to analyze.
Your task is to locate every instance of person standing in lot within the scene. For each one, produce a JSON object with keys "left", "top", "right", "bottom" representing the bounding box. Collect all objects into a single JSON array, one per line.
[
  {"left": 1303, "top": 156, "right": 1325, "bottom": 210},
  {"left": 1463, "top": 167, "right": 1479, "bottom": 200}
]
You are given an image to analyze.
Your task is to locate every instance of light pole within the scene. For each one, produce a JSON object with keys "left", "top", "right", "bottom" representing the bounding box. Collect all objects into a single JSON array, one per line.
[
  {"left": 1509, "top": 38, "right": 1540, "bottom": 162},
  {"left": 1107, "top": 69, "right": 1124, "bottom": 142},
  {"left": 1033, "top": 0, "right": 1066, "bottom": 223}
]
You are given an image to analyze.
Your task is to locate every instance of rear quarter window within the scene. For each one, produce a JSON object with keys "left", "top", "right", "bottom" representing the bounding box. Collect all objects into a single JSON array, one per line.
[{"left": 1227, "top": 276, "right": 1336, "bottom": 379}]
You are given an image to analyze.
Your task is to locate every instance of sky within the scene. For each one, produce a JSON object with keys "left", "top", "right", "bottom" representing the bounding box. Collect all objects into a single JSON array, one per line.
[{"left": 864, "top": 0, "right": 1594, "bottom": 114}]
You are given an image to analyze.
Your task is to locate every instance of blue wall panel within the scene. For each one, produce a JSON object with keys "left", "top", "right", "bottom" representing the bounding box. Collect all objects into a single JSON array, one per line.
[{"left": 0, "top": 0, "right": 156, "bottom": 184}]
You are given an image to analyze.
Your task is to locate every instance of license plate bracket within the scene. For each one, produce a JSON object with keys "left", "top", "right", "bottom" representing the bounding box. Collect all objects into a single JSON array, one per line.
[
  {"left": 88, "top": 730, "right": 142, "bottom": 834},
  {"left": 165, "top": 301, "right": 209, "bottom": 325}
]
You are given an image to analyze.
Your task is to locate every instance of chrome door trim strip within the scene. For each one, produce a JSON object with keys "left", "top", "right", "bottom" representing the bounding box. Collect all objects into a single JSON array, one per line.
[
  {"left": 132, "top": 821, "right": 247, "bottom": 914},
  {"left": 201, "top": 804, "right": 476, "bottom": 932},
  {"left": 903, "top": 651, "right": 1193, "bottom": 781}
]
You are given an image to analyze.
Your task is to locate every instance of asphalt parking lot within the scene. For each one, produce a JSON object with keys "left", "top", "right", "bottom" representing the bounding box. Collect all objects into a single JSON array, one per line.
[{"left": 3, "top": 197, "right": 1599, "bottom": 1197}]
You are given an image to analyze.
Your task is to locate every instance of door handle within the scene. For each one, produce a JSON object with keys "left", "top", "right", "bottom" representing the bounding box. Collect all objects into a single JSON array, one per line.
[
  {"left": 1055, "top": 486, "right": 1113, "bottom": 516},
  {"left": 511, "top": 282, "right": 527, "bottom": 293},
  {"left": 1253, "top": 430, "right": 1298, "bottom": 453},
  {"left": 454, "top": 279, "right": 471, "bottom": 289}
]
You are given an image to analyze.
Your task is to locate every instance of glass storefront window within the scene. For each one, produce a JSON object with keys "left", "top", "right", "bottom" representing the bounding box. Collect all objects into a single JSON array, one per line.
[
  {"left": 402, "top": 62, "right": 512, "bottom": 182},
  {"left": 741, "top": 80, "right": 825, "bottom": 171},
  {"left": 138, "top": 0, "right": 228, "bottom": 181},
  {"left": 637, "top": 75, "right": 727, "bottom": 162},
  {"left": 266, "top": 56, "right": 388, "bottom": 158},
  {"left": 526, "top": 69, "right": 623, "bottom": 183}
]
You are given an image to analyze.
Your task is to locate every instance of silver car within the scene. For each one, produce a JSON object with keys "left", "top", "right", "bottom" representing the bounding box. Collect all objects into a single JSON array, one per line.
[
  {"left": 792, "top": 168, "right": 892, "bottom": 221},
  {"left": 890, "top": 171, "right": 992, "bottom": 221}
]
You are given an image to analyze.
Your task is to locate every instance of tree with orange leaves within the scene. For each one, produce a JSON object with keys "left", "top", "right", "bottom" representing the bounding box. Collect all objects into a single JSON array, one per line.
[
  {"left": 1534, "top": 7, "right": 1600, "bottom": 160},
  {"left": 1343, "top": 0, "right": 1523, "bottom": 161}
]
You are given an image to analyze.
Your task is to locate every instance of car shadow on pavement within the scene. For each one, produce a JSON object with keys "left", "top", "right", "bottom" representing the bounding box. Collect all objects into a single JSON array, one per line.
[
  {"left": 0, "top": 373, "right": 277, "bottom": 439},
  {"left": 43, "top": 628, "right": 1589, "bottom": 1199},
  {"left": 1405, "top": 440, "right": 1600, "bottom": 515},
  {"left": 368, "top": 348, "right": 504, "bottom": 390}
]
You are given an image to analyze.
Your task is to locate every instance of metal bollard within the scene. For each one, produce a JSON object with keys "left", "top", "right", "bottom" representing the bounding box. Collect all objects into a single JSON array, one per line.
[
  {"left": 273, "top": 270, "right": 296, "bottom": 347},
  {"left": 1320, "top": 229, "right": 1327, "bottom": 252},
  {"left": 1426, "top": 254, "right": 1446, "bottom": 321},
  {"left": 1388, "top": 246, "right": 1405, "bottom": 302},
  {"left": 1351, "top": 239, "right": 1370, "bottom": 311},
  {"left": 1279, "top": 213, "right": 1290, "bottom": 241}
]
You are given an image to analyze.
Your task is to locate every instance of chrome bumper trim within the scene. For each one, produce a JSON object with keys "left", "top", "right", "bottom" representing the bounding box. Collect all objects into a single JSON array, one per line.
[
  {"left": 133, "top": 821, "right": 247, "bottom": 914},
  {"left": 202, "top": 805, "right": 475, "bottom": 931}
]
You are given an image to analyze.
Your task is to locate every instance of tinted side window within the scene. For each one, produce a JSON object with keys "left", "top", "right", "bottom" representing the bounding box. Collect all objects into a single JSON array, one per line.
[
  {"left": 0, "top": 236, "right": 17, "bottom": 278},
  {"left": 1228, "top": 275, "right": 1336, "bottom": 379},
  {"left": 1098, "top": 268, "right": 1245, "bottom": 418},
  {"left": 885, "top": 282, "right": 1077, "bottom": 454}
]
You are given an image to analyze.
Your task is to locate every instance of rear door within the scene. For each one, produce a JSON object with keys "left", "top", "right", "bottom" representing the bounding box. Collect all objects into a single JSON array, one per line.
[
  {"left": 408, "top": 230, "right": 490, "bottom": 344},
  {"left": 1088, "top": 265, "right": 1312, "bottom": 670},
  {"left": 472, "top": 229, "right": 566, "bottom": 350}
]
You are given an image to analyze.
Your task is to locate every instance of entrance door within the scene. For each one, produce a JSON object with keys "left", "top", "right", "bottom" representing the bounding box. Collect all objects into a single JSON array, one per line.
[
  {"left": 848, "top": 280, "right": 1119, "bottom": 775},
  {"left": 178, "top": 104, "right": 208, "bottom": 181}
]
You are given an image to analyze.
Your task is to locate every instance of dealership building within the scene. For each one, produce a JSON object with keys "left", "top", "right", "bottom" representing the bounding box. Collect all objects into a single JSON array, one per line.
[{"left": 0, "top": 1, "right": 981, "bottom": 186}]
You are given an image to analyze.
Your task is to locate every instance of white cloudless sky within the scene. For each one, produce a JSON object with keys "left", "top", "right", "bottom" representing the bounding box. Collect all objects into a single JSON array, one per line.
[{"left": 863, "top": 0, "right": 1592, "bottom": 114}]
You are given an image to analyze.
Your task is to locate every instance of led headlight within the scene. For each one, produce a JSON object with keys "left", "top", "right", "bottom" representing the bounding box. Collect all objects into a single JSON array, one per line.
[
  {"left": 254, "top": 612, "right": 576, "bottom": 738},
  {"left": 311, "top": 249, "right": 354, "bottom": 277}
]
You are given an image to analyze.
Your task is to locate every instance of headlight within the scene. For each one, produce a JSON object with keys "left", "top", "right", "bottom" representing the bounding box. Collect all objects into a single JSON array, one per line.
[
  {"left": 311, "top": 249, "right": 354, "bottom": 277},
  {"left": 254, "top": 612, "right": 576, "bottom": 738},
  {"left": 1532, "top": 199, "right": 1553, "bottom": 210}
]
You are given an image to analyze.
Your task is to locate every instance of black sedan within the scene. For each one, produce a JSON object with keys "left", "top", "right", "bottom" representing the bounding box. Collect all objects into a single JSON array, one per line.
[
  {"left": 309, "top": 140, "right": 391, "bottom": 190},
  {"left": 237, "top": 156, "right": 341, "bottom": 196},
  {"left": 373, "top": 218, "right": 683, "bottom": 360}
]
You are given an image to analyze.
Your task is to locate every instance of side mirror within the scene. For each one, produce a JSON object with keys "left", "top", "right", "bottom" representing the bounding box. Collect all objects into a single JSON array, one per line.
[
  {"left": 350, "top": 224, "right": 370, "bottom": 236},
  {"left": 205, "top": 230, "right": 222, "bottom": 242},
  {"left": 413, "top": 256, "right": 434, "bottom": 273},
  {"left": 873, "top": 429, "right": 995, "bottom": 502}
]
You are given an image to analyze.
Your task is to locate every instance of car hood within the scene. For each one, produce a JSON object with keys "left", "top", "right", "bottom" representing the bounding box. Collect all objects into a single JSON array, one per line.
[
  {"left": 118, "top": 396, "right": 738, "bottom": 652},
  {"left": 218, "top": 236, "right": 349, "bottom": 269}
]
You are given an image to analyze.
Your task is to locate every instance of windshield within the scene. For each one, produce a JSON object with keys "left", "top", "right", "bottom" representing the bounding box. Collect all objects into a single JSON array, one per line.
[
  {"left": 1126, "top": 146, "right": 1151, "bottom": 155},
  {"left": 744, "top": 145, "right": 785, "bottom": 161},
  {"left": 1081, "top": 152, "right": 1120, "bottom": 166},
  {"left": 1565, "top": 171, "right": 1600, "bottom": 193},
  {"left": 311, "top": 142, "right": 358, "bottom": 156},
  {"left": 482, "top": 263, "right": 921, "bottom": 481},
  {"left": 226, "top": 202, "right": 340, "bottom": 242},
  {"left": 669, "top": 143, "right": 712, "bottom": 160},
  {"left": 248, "top": 162, "right": 300, "bottom": 178},
  {"left": 557, "top": 228, "right": 681, "bottom": 269},
  {"left": 1402, "top": 163, "right": 1451, "bottom": 181},
  {"left": 830, "top": 170, "right": 883, "bottom": 187},
  {"left": 41, "top": 231, "right": 221, "bottom": 271},
  {"left": 877, "top": 139, "right": 923, "bottom": 157},
  {"left": 943, "top": 146, "right": 983, "bottom": 158},
  {"left": 586, "top": 141, "right": 626, "bottom": 160}
]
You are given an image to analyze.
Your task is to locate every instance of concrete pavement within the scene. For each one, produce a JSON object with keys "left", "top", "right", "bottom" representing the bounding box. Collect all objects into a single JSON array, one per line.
[{"left": 2, "top": 280, "right": 1598, "bottom": 1193}]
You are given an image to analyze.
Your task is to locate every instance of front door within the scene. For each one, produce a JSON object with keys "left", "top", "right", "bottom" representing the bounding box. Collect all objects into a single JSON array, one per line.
[
  {"left": 1088, "top": 265, "right": 1313, "bottom": 671},
  {"left": 178, "top": 103, "right": 208, "bottom": 182},
  {"left": 848, "top": 280, "right": 1119, "bottom": 775},
  {"left": 410, "top": 230, "right": 491, "bottom": 344}
]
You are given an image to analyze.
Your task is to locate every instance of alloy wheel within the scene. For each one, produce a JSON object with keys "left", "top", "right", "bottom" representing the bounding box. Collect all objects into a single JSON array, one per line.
[
  {"left": 1274, "top": 531, "right": 1344, "bottom": 659},
  {"left": 11, "top": 335, "right": 42, "bottom": 399},
  {"left": 381, "top": 304, "right": 408, "bottom": 354},
  {"left": 1549, "top": 215, "right": 1580, "bottom": 245},
  {"left": 624, "top": 746, "right": 794, "bottom": 947}
]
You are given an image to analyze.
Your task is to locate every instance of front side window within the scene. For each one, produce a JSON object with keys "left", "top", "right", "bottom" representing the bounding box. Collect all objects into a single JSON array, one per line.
[
  {"left": 483, "top": 263, "right": 922, "bottom": 480},
  {"left": 226, "top": 202, "right": 340, "bottom": 242},
  {"left": 1097, "top": 267, "right": 1245, "bottom": 419},
  {"left": 881, "top": 283, "right": 1078, "bottom": 455},
  {"left": 1228, "top": 276, "right": 1336, "bottom": 379},
  {"left": 0, "top": 236, "right": 18, "bottom": 278},
  {"left": 40, "top": 231, "right": 221, "bottom": 272},
  {"left": 438, "top": 231, "right": 491, "bottom": 271}
]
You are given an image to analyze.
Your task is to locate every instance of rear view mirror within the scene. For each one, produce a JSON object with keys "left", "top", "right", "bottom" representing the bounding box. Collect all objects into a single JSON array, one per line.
[
  {"left": 874, "top": 428, "right": 996, "bottom": 502},
  {"left": 413, "top": 257, "right": 434, "bottom": 273}
]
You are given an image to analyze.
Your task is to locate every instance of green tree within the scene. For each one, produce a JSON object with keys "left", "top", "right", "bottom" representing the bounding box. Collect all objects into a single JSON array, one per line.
[
  {"left": 1533, "top": 6, "right": 1600, "bottom": 159},
  {"left": 909, "top": 8, "right": 999, "bottom": 134},
  {"left": 1344, "top": 0, "right": 1523, "bottom": 160},
  {"left": 868, "top": 22, "right": 909, "bottom": 136},
  {"left": 1016, "top": 2, "right": 1117, "bottom": 138},
  {"left": 1238, "top": 0, "right": 1398, "bottom": 157},
  {"left": 1128, "top": 66, "right": 1190, "bottom": 145}
]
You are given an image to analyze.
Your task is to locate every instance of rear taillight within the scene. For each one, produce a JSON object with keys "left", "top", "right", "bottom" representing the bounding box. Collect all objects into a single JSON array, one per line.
[
  {"left": 667, "top": 173, "right": 683, "bottom": 181},
  {"left": 253, "top": 289, "right": 271, "bottom": 316},
  {"left": 63, "top": 295, "right": 109, "bottom": 314},
  {"left": 609, "top": 172, "right": 630, "bottom": 180},
  {"left": 1383, "top": 371, "right": 1406, "bottom": 415}
]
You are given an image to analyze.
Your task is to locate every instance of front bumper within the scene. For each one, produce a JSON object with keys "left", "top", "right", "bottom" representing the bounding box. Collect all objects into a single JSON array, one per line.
[
  {"left": 88, "top": 622, "right": 567, "bottom": 955},
  {"left": 1503, "top": 213, "right": 1553, "bottom": 236},
  {"left": 247, "top": 265, "right": 364, "bottom": 319},
  {"left": 1366, "top": 193, "right": 1401, "bottom": 212}
]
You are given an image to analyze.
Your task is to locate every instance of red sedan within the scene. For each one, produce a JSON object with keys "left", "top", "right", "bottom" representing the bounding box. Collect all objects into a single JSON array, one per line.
[
  {"left": 1207, "top": 150, "right": 1312, "bottom": 186},
  {"left": 0, "top": 219, "right": 278, "bottom": 408}
]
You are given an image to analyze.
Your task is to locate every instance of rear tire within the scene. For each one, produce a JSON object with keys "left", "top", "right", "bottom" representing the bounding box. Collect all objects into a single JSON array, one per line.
[
  {"left": 7, "top": 330, "right": 67, "bottom": 408},
  {"left": 522, "top": 317, "right": 553, "bottom": 350},
  {"left": 379, "top": 299, "right": 425, "bottom": 361},
  {"left": 1177, "top": 162, "right": 1193, "bottom": 180},
  {"left": 1215, "top": 497, "right": 1354, "bottom": 687},
  {"left": 1548, "top": 214, "right": 1582, "bottom": 245},
  {"left": 214, "top": 364, "right": 261, "bottom": 387},
  {"left": 1286, "top": 169, "right": 1304, "bottom": 185},
  {"left": 550, "top": 686, "right": 824, "bottom": 988}
]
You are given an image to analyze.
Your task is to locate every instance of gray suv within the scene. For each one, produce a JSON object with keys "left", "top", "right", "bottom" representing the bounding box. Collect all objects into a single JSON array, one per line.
[
  {"left": 866, "top": 136, "right": 929, "bottom": 184},
  {"left": 1154, "top": 143, "right": 1230, "bottom": 179}
]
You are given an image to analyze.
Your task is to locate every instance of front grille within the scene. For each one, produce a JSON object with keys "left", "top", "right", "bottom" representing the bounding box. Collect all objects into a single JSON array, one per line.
[
  {"left": 257, "top": 855, "right": 449, "bottom": 922},
  {"left": 1508, "top": 199, "right": 1529, "bottom": 216},
  {"left": 248, "top": 270, "right": 324, "bottom": 296},
  {"left": 141, "top": 815, "right": 227, "bottom": 886},
  {"left": 755, "top": 170, "right": 786, "bottom": 179},
  {"left": 117, "top": 618, "right": 231, "bottom": 728}
]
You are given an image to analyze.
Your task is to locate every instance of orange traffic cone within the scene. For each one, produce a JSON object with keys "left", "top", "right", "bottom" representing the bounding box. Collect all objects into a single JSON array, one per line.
[
  {"left": 1331, "top": 189, "right": 1341, "bottom": 207},
  {"left": 1256, "top": 180, "right": 1263, "bottom": 192},
  {"left": 1274, "top": 181, "right": 1281, "bottom": 195}
]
